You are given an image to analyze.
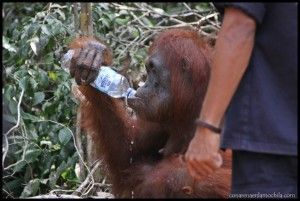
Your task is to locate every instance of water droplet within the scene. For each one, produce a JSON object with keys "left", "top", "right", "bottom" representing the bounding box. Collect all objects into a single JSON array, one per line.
[
  {"left": 131, "top": 140, "right": 134, "bottom": 145},
  {"left": 130, "top": 157, "right": 133, "bottom": 164},
  {"left": 131, "top": 190, "right": 134, "bottom": 198}
]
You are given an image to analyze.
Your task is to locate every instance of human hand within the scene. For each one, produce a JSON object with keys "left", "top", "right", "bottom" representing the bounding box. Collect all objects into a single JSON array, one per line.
[
  {"left": 184, "top": 127, "right": 223, "bottom": 181},
  {"left": 69, "top": 39, "right": 107, "bottom": 85}
]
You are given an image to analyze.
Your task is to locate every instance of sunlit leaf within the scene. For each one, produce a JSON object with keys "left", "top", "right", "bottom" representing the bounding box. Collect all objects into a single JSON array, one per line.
[
  {"left": 36, "top": 11, "right": 46, "bottom": 19},
  {"left": 48, "top": 71, "right": 57, "bottom": 81},
  {"left": 29, "top": 37, "right": 39, "bottom": 55},
  {"left": 3, "top": 36, "right": 17, "bottom": 52},
  {"left": 153, "top": 8, "right": 164, "bottom": 14},
  {"left": 40, "top": 140, "right": 53, "bottom": 148},
  {"left": 51, "top": 3, "right": 65, "bottom": 9}
]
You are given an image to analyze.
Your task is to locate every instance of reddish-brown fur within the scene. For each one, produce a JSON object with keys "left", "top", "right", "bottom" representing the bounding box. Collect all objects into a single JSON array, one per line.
[{"left": 69, "top": 29, "right": 231, "bottom": 198}]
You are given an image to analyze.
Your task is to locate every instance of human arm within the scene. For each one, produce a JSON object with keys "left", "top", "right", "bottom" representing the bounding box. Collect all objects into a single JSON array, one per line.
[{"left": 185, "top": 7, "right": 257, "bottom": 180}]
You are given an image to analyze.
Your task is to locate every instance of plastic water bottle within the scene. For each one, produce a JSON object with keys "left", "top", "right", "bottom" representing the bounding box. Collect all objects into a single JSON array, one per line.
[
  {"left": 61, "top": 50, "right": 136, "bottom": 99},
  {"left": 91, "top": 66, "right": 136, "bottom": 99}
]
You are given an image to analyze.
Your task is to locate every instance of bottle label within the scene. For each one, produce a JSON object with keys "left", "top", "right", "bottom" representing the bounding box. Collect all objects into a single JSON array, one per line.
[{"left": 92, "top": 67, "right": 121, "bottom": 92}]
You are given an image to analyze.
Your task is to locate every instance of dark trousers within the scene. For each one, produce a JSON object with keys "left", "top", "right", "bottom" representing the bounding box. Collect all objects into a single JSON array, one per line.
[{"left": 230, "top": 150, "right": 297, "bottom": 199}]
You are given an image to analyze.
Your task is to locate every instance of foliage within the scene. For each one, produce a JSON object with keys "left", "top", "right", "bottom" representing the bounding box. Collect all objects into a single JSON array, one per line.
[
  {"left": 3, "top": 3, "right": 79, "bottom": 198},
  {"left": 91, "top": 3, "right": 219, "bottom": 87},
  {"left": 2, "top": 2, "right": 218, "bottom": 198}
]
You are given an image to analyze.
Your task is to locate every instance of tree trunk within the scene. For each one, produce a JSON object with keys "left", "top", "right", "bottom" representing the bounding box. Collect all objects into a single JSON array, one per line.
[{"left": 79, "top": 2, "right": 103, "bottom": 187}]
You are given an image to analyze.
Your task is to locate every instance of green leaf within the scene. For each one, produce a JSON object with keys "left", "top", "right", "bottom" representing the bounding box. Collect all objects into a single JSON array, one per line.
[
  {"left": 14, "top": 69, "right": 28, "bottom": 79},
  {"left": 33, "top": 92, "right": 45, "bottom": 105},
  {"left": 38, "top": 68, "right": 49, "bottom": 87},
  {"left": 22, "top": 111, "right": 40, "bottom": 122},
  {"left": 153, "top": 7, "right": 165, "bottom": 14},
  {"left": 13, "top": 160, "right": 27, "bottom": 173},
  {"left": 39, "top": 35, "right": 50, "bottom": 51},
  {"left": 3, "top": 178, "right": 23, "bottom": 194},
  {"left": 20, "top": 179, "right": 40, "bottom": 198},
  {"left": 52, "top": 143, "right": 61, "bottom": 151},
  {"left": 8, "top": 100, "right": 18, "bottom": 115},
  {"left": 115, "top": 17, "right": 130, "bottom": 25},
  {"left": 44, "top": 52, "right": 54, "bottom": 64},
  {"left": 19, "top": 76, "right": 29, "bottom": 90},
  {"left": 106, "top": 13, "right": 115, "bottom": 21},
  {"left": 196, "top": 3, "right": 210, "bottom": 11},
  {"left": 130, "top": 27, "right": 140, "bottom": 38},
  {"left": 49, "top": 161, "right": 67, "bottom": 188},
  {"left": 50, "top": 22, "right": 63, "bottom": 35},
  {"left": 41, "top": 24, "right": 51, "bottom": 36},
  {"left": 48, "top": 71, "right": 57, "bottom": 81},
  {"left": 58, "top": 128, "right": 72, "bottom": 145},
  {"left": 3, "top": 114, "right": 17, "bottom": 124},
  {"left": 40, "top": 179, "right": 49, "bottom": 185},
  {"left": 4, "top": 85, "right": 14, "bottom": 101},
  {"left": 61, "top": 169, "right": 69, "bottom": 180},
  {"left": 29, "top": 78, "right": 38, "bottom": 90},
  {"left": 24, "top": 149, "right": 42, "bottom": 163},
  {"left": 42, "top": 101, "right": 58, "bottom": 116},
  {"left": 141, "top": 17, "right": 153, "bottom": 27},
  {"left": 36, "top": 11, "right": 46, "bottom": 19},
  {"left": 101, "top": 17, "right": 110, "bottom": 28},
  {"left": 29, "top": 129, "right": 39, "bottom": 140},
  {"left": 56, "top": 9, "right": 66, "bottom": 21}
]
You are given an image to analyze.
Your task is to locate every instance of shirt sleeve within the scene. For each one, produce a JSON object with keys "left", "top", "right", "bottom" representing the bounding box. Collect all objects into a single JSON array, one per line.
[{"left": 213, "top": 3, "right": 266, "bottom": 25}]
